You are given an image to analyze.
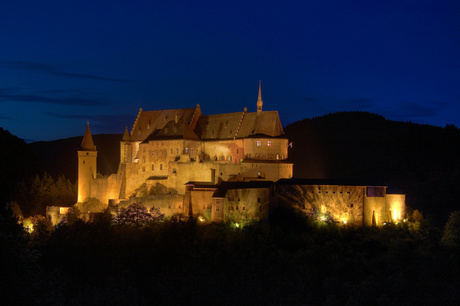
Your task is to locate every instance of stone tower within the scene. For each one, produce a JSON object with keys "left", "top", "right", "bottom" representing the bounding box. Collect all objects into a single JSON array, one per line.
[
  {"left": 120, "top": 126, "right": 131, "bottom": 163},
  {"left": 78, "top": 123, "right": 97, "bottom": 203},
  {"left": 257, "top": 80, "right": 263, "bottom": 114}
]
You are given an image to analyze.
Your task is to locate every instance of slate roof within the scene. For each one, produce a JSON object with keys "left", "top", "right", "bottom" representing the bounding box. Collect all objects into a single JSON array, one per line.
[
  {"left": 130, "top": 108, "right": 197, "bottom": 141},
  {"left": 81, "top": 123, "right": 96, "bottom": 151},
  {"left": 142, "top": 118, "right": 200, "bottom": 142},
  {"left": 196, "top": 110, "right": 283, "bottom": 140}
]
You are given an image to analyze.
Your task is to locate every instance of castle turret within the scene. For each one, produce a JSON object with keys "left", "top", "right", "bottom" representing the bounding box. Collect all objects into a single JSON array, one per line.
[
  {"left": 120, "top": 126, "right": 132, "bottom": 163},
  {"left": 257, "top": 80, "right": 263, "bottom": 114},
  {"left": 78, "top": 122, "right": 97, "bottom": 203}
]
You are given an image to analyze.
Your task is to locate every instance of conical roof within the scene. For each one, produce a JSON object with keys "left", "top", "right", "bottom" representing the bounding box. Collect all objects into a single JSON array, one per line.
[
  {"left": 81, "top": 123, "right": 96, "bottom": 151},
  {"left": 122, "top": 126, "right": 130, "bottom": 141}
]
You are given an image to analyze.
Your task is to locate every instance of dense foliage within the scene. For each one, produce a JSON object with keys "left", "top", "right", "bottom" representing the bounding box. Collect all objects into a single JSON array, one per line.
[
  {"left": 1, "top": 207, "right": 459, "bottom": 304},
  {"left": 0, "top": 128, "right": 43, "bottom": 204},
  {"left": 11, "top": 173, "right": 76, "bottom": 217},
  {"left": 115, "top": 203, "right": 165, "bottom": 226}
]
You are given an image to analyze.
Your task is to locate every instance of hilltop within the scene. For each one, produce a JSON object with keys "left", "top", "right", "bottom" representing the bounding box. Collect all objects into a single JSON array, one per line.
[
  {"left": 14, "top": 111, "right": 460, "bottom": 224},
  {"left": 284, "top": 111, "right": 460, "bottom": 225},
  {"left": 29, "top": 134, "right": 122, "bottom": 183}
]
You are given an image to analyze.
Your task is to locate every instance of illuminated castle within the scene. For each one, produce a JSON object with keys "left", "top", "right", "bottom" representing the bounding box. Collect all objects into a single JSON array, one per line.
[{"left": 70, "top": 83, "right": 405, "bottom": 226}]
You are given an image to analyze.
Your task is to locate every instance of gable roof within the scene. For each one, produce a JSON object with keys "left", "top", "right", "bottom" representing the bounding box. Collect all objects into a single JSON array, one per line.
[
  {"left": 196, "top": 110, "right": 283, "bottom": 140},
  {"left": 130, "top": 107, "right": 198, "bottom": 141},
  {"left": 143, "top": 117, "right": 200, "bottom": 142}
]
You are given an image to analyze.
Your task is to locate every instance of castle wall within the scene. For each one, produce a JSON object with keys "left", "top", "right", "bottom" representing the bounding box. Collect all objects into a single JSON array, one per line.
[
  {"left": 46, "top": 206, "right": 71, "bottom": 226},
  {"left": 235, "top": 162, "right": 293, "bottom": 181},
  {"left": 243, "top": 138, "right": 288, "bottom": 160},
  {"left": 188, "top": 189, "right": 214, "bottom": 217},
  {"left": 275, "top": 184, "right": 366, "bottom": 226},
  {"left": 385, "top": 194, "right": 406, "bottom": 222},
  {"left": 118, "top": 195, "right": 184, "bottom": 217},
  {"left": 211, "top": 198, "right": 224, "bottom": 222},
  {"left": 90, "top": 173, "right": 122, "bottom": 205},
  {"left": 222, "top": 187, "right": 270, "bottom": 222},
  {"left": 202, "top": 139, "right": 244, "bottom": 163},
  {"left": 363, "top": 187, "right": 387, "bottom": 226}
]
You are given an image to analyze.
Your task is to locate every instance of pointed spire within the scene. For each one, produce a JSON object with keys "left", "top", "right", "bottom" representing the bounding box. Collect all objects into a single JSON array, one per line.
[
  {"left": 257, "top": 80, "right": 263, "bottom": 114},
  {"left": 122, "top": 126, "right": 130, "bottom": 141},
  {"left": 81, "top": 122, "right": 96, "bottom": 151}
]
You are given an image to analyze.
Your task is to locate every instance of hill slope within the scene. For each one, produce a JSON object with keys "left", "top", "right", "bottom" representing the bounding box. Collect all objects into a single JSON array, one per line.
[
  {"left": 25, "top": 112, "right": 460, "bottom": 224},
  {"left": 0, "top": 128, "right": 43, "bottom": 204},
  {"left": 29, "top": 134, "right": 122, "bottom": 183},
  {"left": 284, "top": 112, "right": 460, "bottom": 224}
]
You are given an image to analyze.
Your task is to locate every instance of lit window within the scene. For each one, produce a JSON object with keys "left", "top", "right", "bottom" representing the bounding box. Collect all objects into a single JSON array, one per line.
[
  {"left": 267, "top": 140, "right": 272, "bottom": 147},
  {"left": 256, "top": 140, "right": 261, "bottom": 146},
  {"left": 186, "top": 147, "right": 188, "bottom": 153}
]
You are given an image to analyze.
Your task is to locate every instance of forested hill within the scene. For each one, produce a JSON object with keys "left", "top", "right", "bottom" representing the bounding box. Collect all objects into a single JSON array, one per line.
[
  {"left": 0, "top": 128, "right": 43, "bottom": 204},
  {"left": 29, "top": 134, "right": 122, "bottom": 183},
  {"left": 284, "top": 111, "right": 460, "bottom": 224},
  {"left": 24, "top": 112, "right": 460, "bottom": 224}
]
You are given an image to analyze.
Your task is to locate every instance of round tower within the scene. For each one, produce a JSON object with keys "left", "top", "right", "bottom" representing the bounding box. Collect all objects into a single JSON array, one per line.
[{"left": 78, "top": 123, "right": 97, "bottom": 203}]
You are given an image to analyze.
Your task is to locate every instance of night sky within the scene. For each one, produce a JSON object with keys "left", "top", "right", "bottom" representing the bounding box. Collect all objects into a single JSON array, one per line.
[{"left": 1, "top": 1, "right": 459, "bottom": 142}]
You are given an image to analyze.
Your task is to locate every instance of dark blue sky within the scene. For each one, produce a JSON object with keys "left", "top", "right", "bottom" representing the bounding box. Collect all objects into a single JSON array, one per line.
[{"left": 1, "top": 1, "right": 459, "bottom": 141}]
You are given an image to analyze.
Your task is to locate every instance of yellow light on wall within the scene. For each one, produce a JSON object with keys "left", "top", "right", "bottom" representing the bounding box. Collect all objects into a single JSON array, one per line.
[{"left": 392, "top": 209, "right": 400, "bottom": 221}]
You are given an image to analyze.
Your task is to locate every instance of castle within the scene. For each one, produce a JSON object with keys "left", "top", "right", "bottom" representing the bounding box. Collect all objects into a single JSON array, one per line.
[{"left": 49, "top": 83, "right": 405, "bottom": 226}]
